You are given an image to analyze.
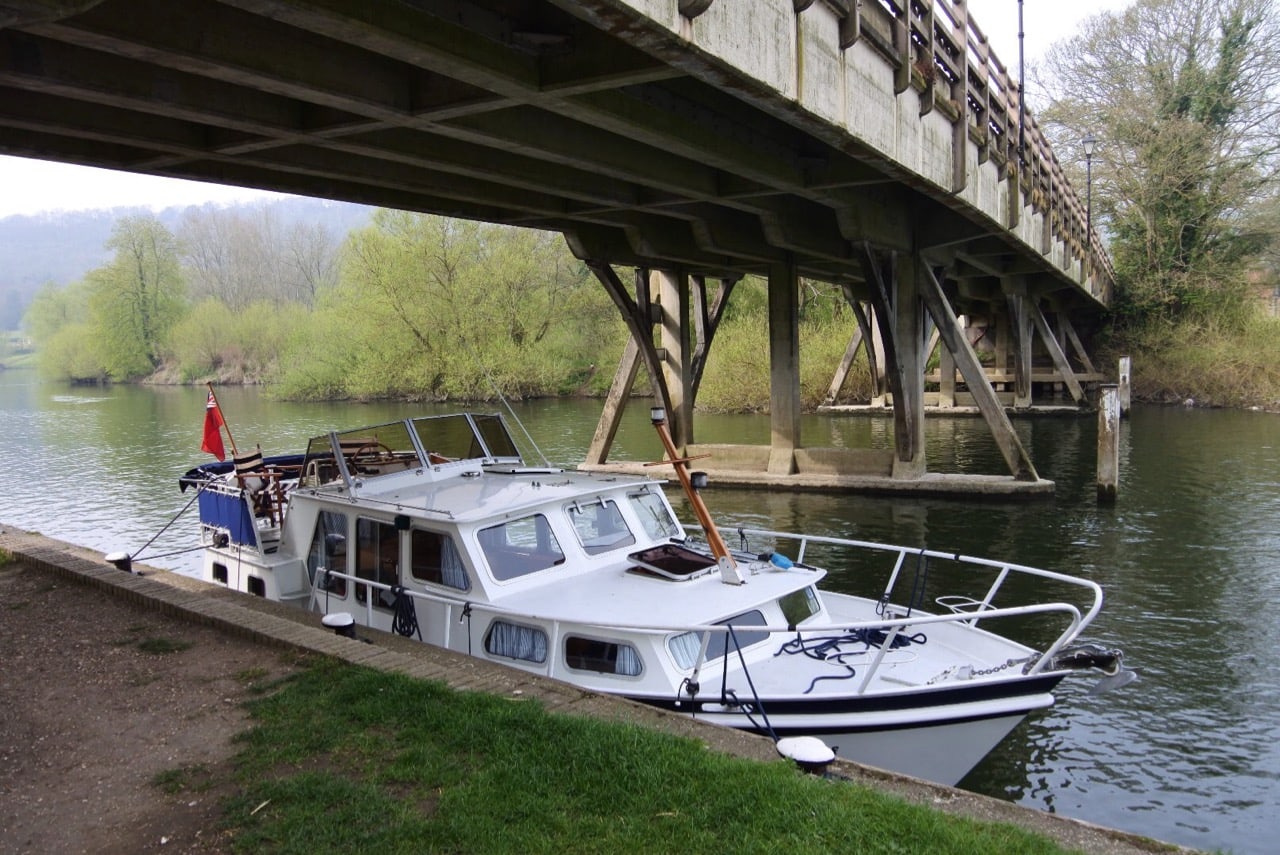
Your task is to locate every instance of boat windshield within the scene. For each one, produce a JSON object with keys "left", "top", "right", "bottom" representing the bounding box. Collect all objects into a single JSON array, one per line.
[
  {"left": 299, "top": 420, "right": 421, "bottom": 486},
  {"left": 296, "top": 413, "right": 523, "bottom": 487},
  {"left": 411, "top": 414, "right": 522, "bottom": 463}
]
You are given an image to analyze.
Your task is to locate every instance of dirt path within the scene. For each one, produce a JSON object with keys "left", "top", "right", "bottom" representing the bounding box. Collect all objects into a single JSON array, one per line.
[{"left": 0, "top": 562, "right": 302, "bottom": 854}]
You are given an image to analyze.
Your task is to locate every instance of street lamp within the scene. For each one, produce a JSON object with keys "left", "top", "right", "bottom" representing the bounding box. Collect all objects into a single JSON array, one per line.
[{"left": 1082, "top": 132, "right": 1097, "bottom": 254}]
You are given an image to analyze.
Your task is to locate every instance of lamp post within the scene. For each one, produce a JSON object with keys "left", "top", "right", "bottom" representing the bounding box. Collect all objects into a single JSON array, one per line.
[{"left": 1082, "top": 132, "right": 1097, "bottom": 254}]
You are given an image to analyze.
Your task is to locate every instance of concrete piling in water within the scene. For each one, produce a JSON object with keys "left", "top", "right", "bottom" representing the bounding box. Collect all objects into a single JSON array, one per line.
[
  {"left": 1097, "top": 384, "right": 1120, "bottom": 503},
  {"left": 1118, "top": 357, "right": 1132, "bottom": 416}
]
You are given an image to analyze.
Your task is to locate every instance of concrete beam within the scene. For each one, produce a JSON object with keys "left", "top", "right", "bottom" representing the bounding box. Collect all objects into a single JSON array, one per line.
[{"left": 767, "top": 260, "right": 800, "bottom": 475}]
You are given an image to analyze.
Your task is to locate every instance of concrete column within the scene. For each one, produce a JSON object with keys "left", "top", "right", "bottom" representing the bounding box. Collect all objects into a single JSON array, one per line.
[
  {"left": 993, "top": 312, "right": 1011, "bottom": 389},
  {"left": 656, "top": 270, "right": 692, "bottom": 449},
  {"left": 938, "top": 320, "right": 957, "bottom": 408},
  {"left": 1097, "top": 384, "right": 1120, "bottom": 503},
  {"left": 1118, "top": 356, "right": 1132, "bottom": 415},
  {"left": 767, "top": 261, "right": 799, "bottom": 475},
  {"left": 1005, "top": 286, "right": 1032, "bottom": 408},
  {"left": 892, "top": 254, "right": 926, "bottom": 477}
]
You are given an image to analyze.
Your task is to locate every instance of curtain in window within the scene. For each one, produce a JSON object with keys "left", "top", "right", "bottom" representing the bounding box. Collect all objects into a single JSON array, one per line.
[
  {"left": 487, "top": 621, "right": 548, "bottom": 663},
  {"left": 669, "top": 632, "right": 704, "bottom": 669},
  {"left": 440, "top": 537, "right": 468, "bottom": 590},
  {"left": 615, "top": 644, "right": 642, "bottom": 676}
]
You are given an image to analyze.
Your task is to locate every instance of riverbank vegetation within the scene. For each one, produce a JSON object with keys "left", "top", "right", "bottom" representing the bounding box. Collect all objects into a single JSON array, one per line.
[
  {"left": 19, "top": 204, "right": 871, "bottom": 410},
  {"left": 15, "top": 0, "right": 1280, "bottom": 412},
  {"left": 208, "top": 657, "right": 1070, "bottom": 854},
  {"left": 1042, "top": 0, "right": 1280, "bottom": 407}
]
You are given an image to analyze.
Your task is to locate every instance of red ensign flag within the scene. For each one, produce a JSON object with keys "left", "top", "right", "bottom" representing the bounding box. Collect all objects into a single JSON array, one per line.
[{"left": 201, "top": 391, "right": 226, "bottom": 461}]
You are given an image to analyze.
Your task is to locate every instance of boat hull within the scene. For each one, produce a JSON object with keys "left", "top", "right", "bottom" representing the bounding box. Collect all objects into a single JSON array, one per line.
[{"left": 635, "top": 677, "right": 1061, "bottom": 785}]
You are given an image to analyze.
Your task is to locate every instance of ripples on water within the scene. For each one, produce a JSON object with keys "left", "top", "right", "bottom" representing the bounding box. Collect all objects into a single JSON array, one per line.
[{"left": 3, "top": 377, "right": 1279, "bottom": 854}]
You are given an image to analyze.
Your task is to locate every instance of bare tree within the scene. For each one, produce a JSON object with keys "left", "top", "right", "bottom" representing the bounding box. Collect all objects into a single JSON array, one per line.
[{"left": 179, "top": 203, "right": 341, "bottom": 311}]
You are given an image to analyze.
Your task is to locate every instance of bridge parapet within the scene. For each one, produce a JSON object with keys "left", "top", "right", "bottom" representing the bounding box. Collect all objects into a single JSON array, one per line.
[{"left": 614, "top": 0, "right": 1113, "bottom": 306}]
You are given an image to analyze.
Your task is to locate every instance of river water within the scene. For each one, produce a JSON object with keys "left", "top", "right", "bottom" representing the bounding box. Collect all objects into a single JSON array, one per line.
[{"left": 2, "top": 371, "right": 1277, "bottom": 854}]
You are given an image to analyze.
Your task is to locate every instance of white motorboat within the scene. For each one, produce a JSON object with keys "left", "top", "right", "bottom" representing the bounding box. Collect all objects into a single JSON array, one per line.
[{"left": 176, "top": 409, "right": 1127, "bottom": 786}]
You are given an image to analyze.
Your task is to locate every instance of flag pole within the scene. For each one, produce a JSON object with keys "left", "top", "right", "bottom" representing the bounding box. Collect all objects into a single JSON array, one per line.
[{"left": 205, "top": 381, "right": 240, "bottom": 458}]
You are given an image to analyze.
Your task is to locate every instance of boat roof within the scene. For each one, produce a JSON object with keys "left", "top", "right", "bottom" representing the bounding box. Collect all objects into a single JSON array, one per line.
[{"left": 504, "top": 559, "right": 823, "bottom": 626}]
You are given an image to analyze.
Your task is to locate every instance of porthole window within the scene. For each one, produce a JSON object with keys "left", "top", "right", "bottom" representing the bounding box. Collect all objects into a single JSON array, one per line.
[
  {"left": 485, "top": 620, "right": 548, "bottom": 663},
  {"left": 565, "top": 636, "right": 642, "bottom": 676}
]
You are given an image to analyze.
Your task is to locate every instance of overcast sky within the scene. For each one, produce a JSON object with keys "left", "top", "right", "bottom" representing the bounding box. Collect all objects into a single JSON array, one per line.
[{"left": 0, "top": 0, "right": 1130, "bottom": 219}]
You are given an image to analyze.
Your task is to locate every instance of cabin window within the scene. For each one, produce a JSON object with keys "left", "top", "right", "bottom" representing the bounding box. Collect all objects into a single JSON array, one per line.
[
  {"left": 569, "top": 499, "right": 636, "bottom": 556},
  {"left": 564, "top": 636, "right": 642, "bottom": 676},
  {"left": 628, "top": 490, "right": 681, "bottom": 540},
  {"left": 479, "top": 514, "right": 565, "bottom": 581},
  {"left": 779, "top": 586, "right": 820, "bottom": 627},
  {"left": 355, "top": 517, "right": 400, "bottom": 608},
  {"left": 484, "top": 620, "right": 548, "bottom": 663},
  {"left": 668, "top": 610, "right": 770, "bottom": 669},
  {"left": 307, "top": 510, "right": 348, "bottom": 597},
  {"left": 409, "top": 528, "right": 470, "bottom": 591},
  {"left": 212, "top": 562, "right": 228, "bottom": 585}
]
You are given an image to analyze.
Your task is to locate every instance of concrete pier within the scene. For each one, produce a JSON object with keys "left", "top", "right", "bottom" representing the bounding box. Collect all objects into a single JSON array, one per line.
[{"left": 0, "top": 527, "right": 1186, "bottom": 854}]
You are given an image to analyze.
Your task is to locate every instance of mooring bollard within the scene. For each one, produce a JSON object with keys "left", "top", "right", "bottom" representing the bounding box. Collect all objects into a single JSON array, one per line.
[
  {"left": 1097, "top": 384, "right": 1120, "bottom": 503},
  {"left": 1118, "top": 356, "right": 1132, "bottom": 416}
]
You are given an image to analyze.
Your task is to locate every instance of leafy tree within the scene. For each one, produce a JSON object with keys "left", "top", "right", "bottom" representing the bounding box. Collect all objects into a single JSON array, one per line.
[
  {"left": 86, "top": 215, "right": 186, "bottom": 380},
  {"left": 1039, "top": 0, "right": 1280, "bottom": 324},
  {"left": 38, "top": 322, "right": 106, "bottom": 382},
  {"left": 285, "top": 211, "right": 608, "bottom": 401},
  {"left": 23, "top": 280, "right": 90, "bottom": 344}
]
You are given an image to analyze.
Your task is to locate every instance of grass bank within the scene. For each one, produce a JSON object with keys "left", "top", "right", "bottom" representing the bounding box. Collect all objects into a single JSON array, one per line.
[
  {"left": 1113, "top": 313, "right": 1280, "bottom": 411},
  {"left": 200, "top": 659, "right": 1073, "bottom": 855}
]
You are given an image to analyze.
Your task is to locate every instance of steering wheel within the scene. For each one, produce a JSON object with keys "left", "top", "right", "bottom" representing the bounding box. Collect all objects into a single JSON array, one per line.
[{"left": 348, "top": 441, "right": 395, "bottom": 468}]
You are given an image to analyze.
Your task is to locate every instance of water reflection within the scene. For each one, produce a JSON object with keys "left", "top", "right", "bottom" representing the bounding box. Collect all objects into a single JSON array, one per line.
[{"left": 3, "top": 374, "right": 1279, "bottom": 854}]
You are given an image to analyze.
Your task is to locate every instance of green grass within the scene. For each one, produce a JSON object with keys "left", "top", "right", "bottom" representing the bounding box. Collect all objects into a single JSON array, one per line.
[
  {"left": 1115, "top": 312, "right": 1280, "bottom": 409},
  {"left": 152, "top": 763, "right": 215, "bottom": 795},
  {"left": 136, "top": 636, "right": 194, "bottom": 654},
  {"left": 221, "top": 659, "right": 1074, "bottom": 854}
]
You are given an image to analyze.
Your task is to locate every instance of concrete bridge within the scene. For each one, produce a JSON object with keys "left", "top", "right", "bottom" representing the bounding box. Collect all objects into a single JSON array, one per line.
[{"left": 0, "top": 0, "right": 1115, "bottom": 492}]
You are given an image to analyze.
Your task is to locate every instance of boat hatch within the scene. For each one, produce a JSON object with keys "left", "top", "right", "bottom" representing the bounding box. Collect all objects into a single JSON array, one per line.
[{"left": 627, "top": 543, "right": 717, "bottom": 581}]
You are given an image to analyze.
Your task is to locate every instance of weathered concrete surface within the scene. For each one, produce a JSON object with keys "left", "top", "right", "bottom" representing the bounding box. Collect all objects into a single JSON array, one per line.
[
  {"left": 0, "top": 526, "right": 1191, "bottom": 854},
  {"left": 579, "top": 458, "right": 1056, "bottom": 496}
]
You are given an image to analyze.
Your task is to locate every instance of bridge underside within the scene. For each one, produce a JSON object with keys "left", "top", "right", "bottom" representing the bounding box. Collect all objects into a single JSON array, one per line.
[{"left": 0, "top": 0, "right": 1114, "bottom": 492}]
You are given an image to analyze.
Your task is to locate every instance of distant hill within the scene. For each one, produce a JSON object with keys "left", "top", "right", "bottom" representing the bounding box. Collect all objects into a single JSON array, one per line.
[{"left": 0, "top": 197, "right": 373, "bottom": 329}]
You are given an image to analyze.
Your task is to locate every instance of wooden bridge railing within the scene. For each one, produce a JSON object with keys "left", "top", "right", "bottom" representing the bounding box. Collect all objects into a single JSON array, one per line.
[{"left": 693, "top": 0, "right": 1115, "bottom": 296}]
